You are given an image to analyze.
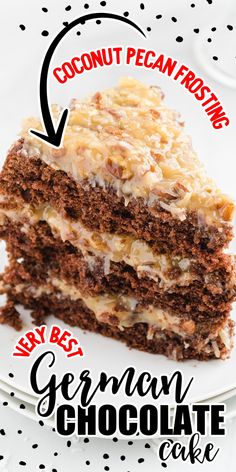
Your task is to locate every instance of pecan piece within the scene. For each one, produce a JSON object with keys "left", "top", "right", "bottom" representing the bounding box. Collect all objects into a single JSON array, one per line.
[
  {"left": 150, "top": 109, "right": 160, "bottom": 119},
  {"left": 106, "top": 158, "right": 124, "bottom": 179},
  {"left": 51, "top": 147, "right": 66, "bottom": 158}
]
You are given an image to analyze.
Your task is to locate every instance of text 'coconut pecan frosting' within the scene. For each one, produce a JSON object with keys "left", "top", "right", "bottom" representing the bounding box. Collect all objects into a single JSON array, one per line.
[{"left": 0, "top": 77, "right": 235, "bottom": 360}]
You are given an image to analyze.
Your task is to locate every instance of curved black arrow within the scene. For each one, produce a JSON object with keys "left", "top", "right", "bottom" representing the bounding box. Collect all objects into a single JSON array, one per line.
[{"left": 30, "top": 12, "right": 146, "bottom": 147}]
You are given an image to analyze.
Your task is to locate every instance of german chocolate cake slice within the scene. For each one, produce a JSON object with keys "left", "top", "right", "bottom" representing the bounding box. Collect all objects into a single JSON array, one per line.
[{"left": 0, "top": 77, "right": 235, "bottom": 360}]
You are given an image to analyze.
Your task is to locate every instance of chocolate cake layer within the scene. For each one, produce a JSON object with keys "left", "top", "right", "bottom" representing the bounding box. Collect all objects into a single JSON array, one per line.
[
  {"left": 3, "top": 279, "right": 233, "bottom": 361},
  {"left": 0, "top": 219, "right": 235, "bottom": 318},
  {"left": 0, "top": 139, "right": 233, "bottom": 257}
]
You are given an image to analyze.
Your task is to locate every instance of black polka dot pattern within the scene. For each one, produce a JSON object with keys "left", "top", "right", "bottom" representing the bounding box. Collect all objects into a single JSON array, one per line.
[
  {"left": 42, "top": 7, "right": 48, "bottom": 12},
  {"left": 41, "top": 30, "right": 49, "bottom": 36},
  {"left": 140, "top": 3, "right": 145, "bottom": 9},
  {"left": 65, "top": 5, "right": 71, "bottom": 11},
  {"left": 156, "top": 14, "right": 162, "bottom": 19},
  {"left": 176, "top": 36, "right": 183, "bottom": 42},
  {"left": 19, "top": 25, "right": 26, "bottom": 31},
  {"left": 227, "top": 25, "right": 233, "bottom": 31},
  {"left": 171, "top": 17, "right": 177, "bottom": 22}
]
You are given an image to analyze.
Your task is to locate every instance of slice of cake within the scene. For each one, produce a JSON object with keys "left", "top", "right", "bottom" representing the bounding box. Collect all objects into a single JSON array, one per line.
[{"left": 0, "top": 77, "right": 235, "bottom": 360}]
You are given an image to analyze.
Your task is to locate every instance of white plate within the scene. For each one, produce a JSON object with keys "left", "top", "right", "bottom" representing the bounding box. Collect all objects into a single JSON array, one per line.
[
  {"left": 1, "top": 387, "right": 236, "bottom": 439},
  {"left": 0, "top": 305, "right": 236, "bottom": 411}
]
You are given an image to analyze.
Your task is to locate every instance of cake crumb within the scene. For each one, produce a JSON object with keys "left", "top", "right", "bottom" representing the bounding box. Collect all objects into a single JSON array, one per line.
[{"left": 0, "top": 301, "right": 22, "bottom": 331}]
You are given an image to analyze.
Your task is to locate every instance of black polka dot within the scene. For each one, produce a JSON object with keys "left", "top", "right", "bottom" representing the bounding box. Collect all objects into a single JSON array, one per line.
[
  {"left": 86, "top": 461, "right": 90, "bottom": 465},
  {"left": 213, "top": 56, "right": 218, "bottom": 60},
  {"left": 96, "top": 20, "right": 101, "bottom": 24},
  {"left": 32, "top": 444, "right": 38, "bottom": 449},
  {"left": 156, "top": 15, "right": 162, "bottom": 19},
  {"left": 19, "top": 25, "right": 26, "bottom": 31},
  {"left": 211, "top": 27, "right": 216, "bottom": 31},
  {"left": 19, "top": 462, "right": 26, "bottom": 466},
  {"left": 103, "top": 454, "right": 109, "bottom": 459},
  {"left": 52, "top": 428, "right": 55, "bottom": 432},
  {"left": 52, "top": 469, "right": 57, "bottom": 472},
  {"left": 227, "top": 25, "right": 233, "bottom": 31},
  {"left": 128, "top": 441, "right": 133, "bottom": 445},
  {"left": 42, "top": 7, "right": 48, "bottom": 12},
  {"left": 191, "top": 3, "right": 195, "bottom": 7},
  {"left": 147, "top": 26, "right": 151, "bottom": 31},
  {"left": 138, "top": 458, "right": 145, "bottom": 463},
  {"left": 112, "top": 437, "right": 118, "bottom": 442},
  {"left": 65, "top": 5, "right": 71, "bottom": 11},
  {"left": 0, "top": 429, "right": 6, "bottom": 436},
  {"left": 123, "top": 11, "right": 129, "bottom": 17},
  {"left": 63, "top": 22, "right": 69, "bottom": 26},
  {"left": 0, "top": 456, "right": 4, "bottom": 460},
  {"left": 162, "top": 464, "right": 167, "bottom": 468},
  {"left": 207, "top": 0, "right": 212, "bottom": 4},
  {"left": 140, "top": 3, "right": 145, "bottom": 9},
  {"left": 207, "top": 37, "right": 212, "bottom": 42},
  {"left": 20, "top": 404, "right": 25, "bottom": 409},
  {"left": 145, "top": 443, "right": 151, "bottom": 448},
  {"left": 104, "top": 467, "right": 109, "bottom": 471},
  {"left": 10, "top": 392, "right": 15, "bottom": 397},
  {"left": 176, "top": 36, "right": 183, "bottom": 42},
  {"left": 76, "top": 31, "right": 81, "bottom": 35},
  {"left": 39, "top": 421, "right": 44, "bottom": 426},
  {"left": 39, "top": 465, "right": 45, "bottom": 470},
  {"left": 3, "top": 402, "right": 8, "bottom": 406},
  {"left": 41, "top": 30, "right": 49, "bottom": 36},
  {"left": 9, "top": 373, "right": 14, "bottom": 378},
  {"left": 171, "top": 17, "right": 177, "bottom": 22},
  {"left": 67, "top": 440, "right": 71, "bottom": 447},
  {"left": 100, "top": 1, "right": 106, "bottom": 5},
  {"left": 54, "top": 452, "right": 58, "bottom": 456},
  {"left": 193, "top": 28, "right": 199, "bottom": 33},
  {"left": 120, "top": 455, "right": 126, "bottom": 461},
  {"left": 18, "top": 430, "right": 22, "bottom": 434},
  {"left": 84, "top": 438, "right": 89, "bottom": 443},
  {"left": 84, "top": 3, "right": 89, "bottom": 8}
]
